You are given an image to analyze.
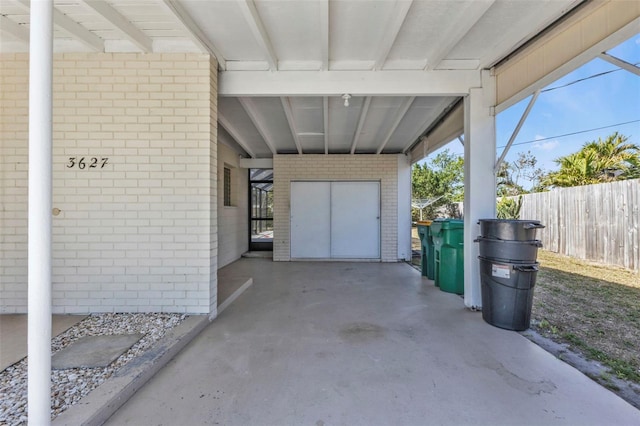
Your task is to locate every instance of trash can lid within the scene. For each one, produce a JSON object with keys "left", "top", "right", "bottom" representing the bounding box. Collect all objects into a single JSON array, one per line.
[{"left": 416, "top": 220, "right": 432, "bottom": 226}]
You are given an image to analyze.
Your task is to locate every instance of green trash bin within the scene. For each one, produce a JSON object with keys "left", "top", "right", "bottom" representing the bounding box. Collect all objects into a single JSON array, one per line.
[
  {"left": 431, "top": 218, "right": 464, "bottom": 294},
  {"left": 417, "top": 221, "right": 435, "bottom": 280}
]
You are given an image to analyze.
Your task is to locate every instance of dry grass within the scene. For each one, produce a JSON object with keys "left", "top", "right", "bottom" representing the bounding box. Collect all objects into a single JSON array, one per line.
[{"left": 532, "top": 250, "right": 640, "bottom": 383}]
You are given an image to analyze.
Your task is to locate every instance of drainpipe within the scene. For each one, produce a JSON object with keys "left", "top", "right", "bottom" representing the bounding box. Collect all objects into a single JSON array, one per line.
[{"left": 28, "top": 0, "right": 53, "bottom": 424}]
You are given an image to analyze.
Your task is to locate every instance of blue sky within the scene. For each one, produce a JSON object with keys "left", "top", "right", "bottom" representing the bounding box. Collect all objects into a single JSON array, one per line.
[{"left": 423, "top": 33, "right": 640, "bottom": 189}]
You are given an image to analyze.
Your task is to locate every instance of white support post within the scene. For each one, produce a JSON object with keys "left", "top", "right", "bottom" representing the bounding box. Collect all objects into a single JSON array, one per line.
[
  {"left": 28, "top": 1, "right": 53, "bottom": 424},
  {"left": 397, "top": 154, "right": 412, "bottom": 261},
  {"left": 463, "top": 81, "right": 496, "bottom": 309}
]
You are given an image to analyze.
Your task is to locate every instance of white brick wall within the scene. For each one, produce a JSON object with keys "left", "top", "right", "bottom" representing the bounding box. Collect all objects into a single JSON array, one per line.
[
  {"left": 0, "top": 53, "right": 218, "bottom": 314},
  {"left": 217, "top": 143, "right": 249, "bottom": 269},
  {"left": 273, "top": 155, "right": 399, "bottom": 262}
]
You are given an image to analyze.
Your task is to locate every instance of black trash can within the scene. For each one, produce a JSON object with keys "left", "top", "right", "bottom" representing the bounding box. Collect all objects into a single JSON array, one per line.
[
  {"left": 477, "top": 219, "right": 544, "bottom": 240},
  {"left": 479, "top": 256, "right": 538, "bottom": 331},
  {"left": 475, "top": 236, "right": 542, "bottom": 263},
  {"left": 477, "top": 218, "right": 544, "bottom": 331}
]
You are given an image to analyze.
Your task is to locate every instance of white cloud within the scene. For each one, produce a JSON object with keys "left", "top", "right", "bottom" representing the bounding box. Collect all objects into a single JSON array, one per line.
[{"left": 533, "top": 135, "right": 559, "bottom": 151}]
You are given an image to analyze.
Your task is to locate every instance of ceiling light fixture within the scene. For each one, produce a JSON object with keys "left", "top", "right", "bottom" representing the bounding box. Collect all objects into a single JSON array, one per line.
[{"left": 342, "top": 93, "right": 351, "bottom": 107}]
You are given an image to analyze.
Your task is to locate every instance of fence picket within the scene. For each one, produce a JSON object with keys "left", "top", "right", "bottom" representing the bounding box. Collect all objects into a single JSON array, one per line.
[{"left": 519, "top": 179, "right": 639, "bottom": 271}]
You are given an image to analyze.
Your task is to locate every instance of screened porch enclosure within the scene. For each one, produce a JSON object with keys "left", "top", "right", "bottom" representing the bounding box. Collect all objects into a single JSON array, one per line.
[{"left": 250, "top": 169, "right": 274, "bottom": 251}]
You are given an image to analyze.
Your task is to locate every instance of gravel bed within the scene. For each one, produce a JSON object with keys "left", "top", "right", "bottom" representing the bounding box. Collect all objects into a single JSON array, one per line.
[{"left": 0, "top": 313, "right": 185, "bottom": 425}]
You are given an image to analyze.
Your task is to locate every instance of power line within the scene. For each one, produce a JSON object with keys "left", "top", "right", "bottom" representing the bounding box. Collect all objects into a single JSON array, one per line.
[
  {"left": 497, "top": 119, "right": 640, "bottom": 149},
  {"left": 542, "top": 61, "right": 639, "bottom": 92}
]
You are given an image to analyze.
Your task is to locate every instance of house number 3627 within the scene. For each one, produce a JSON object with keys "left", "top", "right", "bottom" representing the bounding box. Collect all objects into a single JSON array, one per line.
[{"left": 67, "top": 157, "right": 109, "bottom": 169}]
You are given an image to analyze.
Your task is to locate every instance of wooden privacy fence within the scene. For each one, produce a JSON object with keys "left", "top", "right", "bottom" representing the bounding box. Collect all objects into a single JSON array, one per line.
[{"left": 519, "top": 179, "right": 639, "bottom": 271}]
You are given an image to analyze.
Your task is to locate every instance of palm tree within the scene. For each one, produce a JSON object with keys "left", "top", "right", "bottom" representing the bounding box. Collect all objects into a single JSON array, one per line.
[{"left": 542, "top": 132, "right": 640, "bottom": 188}]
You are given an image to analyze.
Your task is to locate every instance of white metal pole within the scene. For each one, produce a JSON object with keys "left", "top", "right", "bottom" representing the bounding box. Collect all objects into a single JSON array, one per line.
[
  {"left": 28, "top": 0, "right": 54, "bottom": 424},
  {"left": 494, "top": 90, "right": 540, "bottom": 173}
]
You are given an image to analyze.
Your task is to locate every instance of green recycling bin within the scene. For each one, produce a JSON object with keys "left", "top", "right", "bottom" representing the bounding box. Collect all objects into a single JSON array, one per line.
[
  {"left": 416, "top": 221, "right": 435, "bottom": 280},
  {"left": 431, "top": 218, "right": 464, "bottom": 294}
]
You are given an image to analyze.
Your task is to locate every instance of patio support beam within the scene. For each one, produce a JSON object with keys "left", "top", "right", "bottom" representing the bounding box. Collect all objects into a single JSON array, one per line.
[
  {"left": 323, "top": 97, "right": 329, "bottom": 154},
  {"left": 373, "top": 0, "right": 413, "bottom": 70},
  {"left": 320, "top": 0, "right": 329, "bottom": 71},
  {"left": 219, "top": 70, "right": 479, "bottom": 96},
  {"left": 238, "top": 0, "right": 278, "bottom": 71},
  {"left": 463, "top": 72, "right": 496, "bottom": 309},
  {"left": 218, "top": 113, "right": 256, "bottom": 158},
  {"left": 458, "top": 136, "right": 464, "bottom": 146},
  {"left": 494, "top": 89, "right": 540, "bottom": 173},
  {"left": 598, "top": 53, "right": 640, "bottom": 77},
  {"left": 0, "top": 15, "right": 30, "bottom": 42},
  {"left": 238, "top": 97, "right": 277, "bottom": 155},
  {"left": 425, "top": 0, "right": 494, "bottom": 70},
  {"left": 28, "top": 0, "right": 53, "bottom": 424},
  {"left": 83, "top": 0, "right": 153, "bottom": 52},
  {"left": 161, "top": 0, "right": 227, "bottom": 70},
  {"left": 376, "top": 96, "right": 415, "bottom": 154},
  {"left": 281, "top": 97, "right": 304, "bottom": 154},
  {"left": 350, "top": 97, "right": 372, "bottom": 154}
]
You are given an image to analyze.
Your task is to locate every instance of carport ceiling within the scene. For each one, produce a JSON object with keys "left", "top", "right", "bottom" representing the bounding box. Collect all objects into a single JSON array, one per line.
[{"left": 0, "top": 0, "right": 584, "bottom": 158}]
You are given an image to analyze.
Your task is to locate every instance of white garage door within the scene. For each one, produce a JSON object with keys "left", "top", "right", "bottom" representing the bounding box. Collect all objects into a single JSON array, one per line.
[{"left": 290, "top": 181, "right": 380, "bottom": 259}]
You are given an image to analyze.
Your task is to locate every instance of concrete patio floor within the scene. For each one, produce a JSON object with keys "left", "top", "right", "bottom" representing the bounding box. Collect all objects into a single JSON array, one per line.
[
  {"left": 0, "top": 314, "right": 85, "bottom": 371},
  {"left": 104, "top": 258, "right": 640, "bottom": 426}
]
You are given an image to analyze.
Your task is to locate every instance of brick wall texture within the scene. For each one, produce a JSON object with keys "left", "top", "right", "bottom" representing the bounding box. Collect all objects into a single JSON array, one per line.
[
  {"left": 0, "top": 53, "right": 219, "bottom": 314},
  {"left": 273, "top": 154, "right": 399, "bottom": 262},
  {"left": 217, "top": 143, "right": 249, "bottom": 269}
]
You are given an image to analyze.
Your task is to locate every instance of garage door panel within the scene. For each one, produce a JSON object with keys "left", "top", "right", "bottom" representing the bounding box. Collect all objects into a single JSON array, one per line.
[
  {"left": 330, "top": 182, "right": 380, "bottom": 258},
  {"left": 290, "top": 181, "right": 331, "bottom": 258}
]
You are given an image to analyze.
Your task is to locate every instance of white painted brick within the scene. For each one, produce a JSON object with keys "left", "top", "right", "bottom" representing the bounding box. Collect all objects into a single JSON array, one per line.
[{"left": 1, "top": 52, "right": 219, "bottom": 314}]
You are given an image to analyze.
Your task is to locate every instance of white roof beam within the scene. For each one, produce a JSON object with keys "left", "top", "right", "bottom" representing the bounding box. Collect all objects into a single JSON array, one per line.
[
  {"left": 219, "top": 70, "right": 479, "bottom": 96},
  {"left": 83, "top": 0, "right": 153, "bottom": 52},
  {"left": 237, "top": 97, "right": 277, "bottom": 155},
  {"left": 280, "top": 97, "right": 304, "bottom": 154},
  {"left": 161, "top": 0, "right": 226, "bottom": 70},
  {"left": 376, "top": 96, "right": 415, "bottom": 154},
  {"left": 238, "top": 0, "right": 278, "bottom": 71},
  {"left": 320, "top": 0, "right": 329, "bottom": 71},
  {"left": 53, "top": 8, "right": 104, "bottom": 51},
  {"left": 426, "top": 0, "right": 494, "bottom": 70},
  {"left": 0, "top": 15, "right": 29, "bottom": 42},
  {"left": 598, "top": 53, "right": 640, "bottom": 77},
  {"left": 19, "top": 0, "right": 104, "bottom": 51},
  {"left": 218, "top": 114, "right": 256, "bottom": 158},
  {"left": 323, "top": 97, "right": 329, "bottom": 154},
  {"left": 350, "top": 97, "right": 372, "bottom": 154},
  {"left": 401, "top": 99, "right": 454, "bottom": 153},
  {"left": 374, "top": 0, "right": 413, "bottom": 70}
]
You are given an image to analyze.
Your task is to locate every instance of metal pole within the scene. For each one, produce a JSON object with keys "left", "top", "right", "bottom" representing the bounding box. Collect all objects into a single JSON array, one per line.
[
  {"left": 28, "top": 0, "right": 53, "bottom": 424},
  {"left": 494, "top": 89, "right": 540, "bottom": 173}
]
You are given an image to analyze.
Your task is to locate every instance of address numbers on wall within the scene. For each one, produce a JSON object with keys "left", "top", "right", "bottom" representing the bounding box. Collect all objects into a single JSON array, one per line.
[{"left": 67, "top": 157, "right": 109, "bottom": 169}]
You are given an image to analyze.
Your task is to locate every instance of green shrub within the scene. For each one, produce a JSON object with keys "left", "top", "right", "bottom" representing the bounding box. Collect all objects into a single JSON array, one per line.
[{"left": 496, "top": 195, "right": 523, "bottom": 219}]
